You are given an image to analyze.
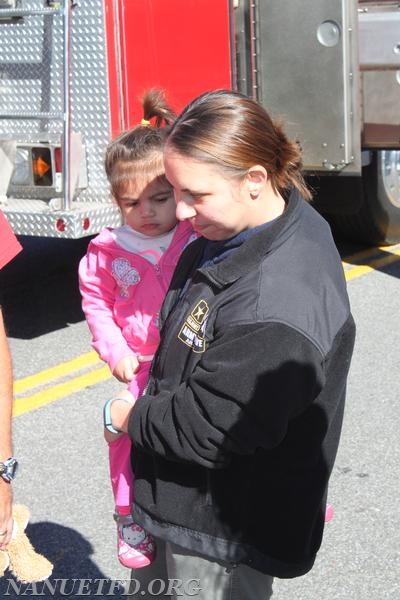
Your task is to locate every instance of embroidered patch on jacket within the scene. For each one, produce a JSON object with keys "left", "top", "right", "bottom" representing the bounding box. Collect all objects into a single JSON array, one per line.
[
  {"left": 111, "top": 257, "right": 141, "bottom": 297},
  {"left": 178, "top": 300, "right": 209, "bottom": 353}
]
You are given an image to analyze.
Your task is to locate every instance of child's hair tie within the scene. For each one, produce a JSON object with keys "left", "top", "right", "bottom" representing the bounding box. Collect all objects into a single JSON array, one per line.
[{"left": 140, "top": 119, "right": 151, "bottom": 126}]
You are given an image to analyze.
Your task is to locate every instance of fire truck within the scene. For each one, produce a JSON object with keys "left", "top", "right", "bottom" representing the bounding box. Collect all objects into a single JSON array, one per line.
[{"left": 0, "top": 0, "right": 399, "bottom": 245}]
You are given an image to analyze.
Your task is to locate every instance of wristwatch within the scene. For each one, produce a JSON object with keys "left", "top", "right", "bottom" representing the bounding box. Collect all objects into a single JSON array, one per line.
[
  {"left": 103, "top": 398, "right": 122, "bottom": 434},
  {"left": 103, "top": 396, "right": 132, "bottom": 434},
  {"left": 0, "top": 457, "right": 18, "bottom": 482}
]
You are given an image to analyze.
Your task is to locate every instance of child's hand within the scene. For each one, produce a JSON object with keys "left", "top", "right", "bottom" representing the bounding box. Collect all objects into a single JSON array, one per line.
[{"left": 112, "top": 355, "right": 139, "bottom": 383}]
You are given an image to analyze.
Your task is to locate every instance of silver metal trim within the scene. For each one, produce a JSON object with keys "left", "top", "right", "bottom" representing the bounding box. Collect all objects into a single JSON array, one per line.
[
  {"left": 381, "top": 150, "right": 400, "bottom": 209},
  {"left": 62, "top": 0, "right": 72, "bottom": 211},
  {"left": 0, "top": 8, "right": 61, "bottom": 17},
  {"left": 0, "top": 112, "right": 64, "bottom": 120}
]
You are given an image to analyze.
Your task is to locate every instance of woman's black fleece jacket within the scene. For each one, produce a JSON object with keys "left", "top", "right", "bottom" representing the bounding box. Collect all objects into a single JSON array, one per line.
[{"left": 127, "top": 189, "right": 356, "bottom": 578}]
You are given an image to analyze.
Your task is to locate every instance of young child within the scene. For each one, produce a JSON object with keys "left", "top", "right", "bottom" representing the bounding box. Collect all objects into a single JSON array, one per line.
[{"left": 78, "top": 89, "right": 195, "bottom": 569}]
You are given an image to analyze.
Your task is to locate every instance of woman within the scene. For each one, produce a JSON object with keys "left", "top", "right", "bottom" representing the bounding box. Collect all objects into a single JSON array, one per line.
[{"left": 109, "top": 89, "right": 356, "bottom": 599}]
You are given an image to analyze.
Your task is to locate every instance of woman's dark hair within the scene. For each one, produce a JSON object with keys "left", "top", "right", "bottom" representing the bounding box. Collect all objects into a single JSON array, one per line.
[
  {"left": 105, "top": 88, "right": 175, "bottom": 199},
  {"left": 167, "top": 89, "right": 311, "bottom": 201}
]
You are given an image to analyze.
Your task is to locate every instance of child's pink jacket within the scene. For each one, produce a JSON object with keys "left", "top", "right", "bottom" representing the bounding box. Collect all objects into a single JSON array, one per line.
[{"left": 78, "top": 221, "right": 195, "bottom": 375}]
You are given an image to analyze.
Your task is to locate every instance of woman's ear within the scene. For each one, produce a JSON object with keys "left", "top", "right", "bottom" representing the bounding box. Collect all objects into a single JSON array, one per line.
[{"left": 246, "top": 165, "right": 268, "bottom": 199}]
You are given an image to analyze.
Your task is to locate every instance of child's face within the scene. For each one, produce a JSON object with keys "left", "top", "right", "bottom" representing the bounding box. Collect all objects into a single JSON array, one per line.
[{"left": 116, "top": 173, "right": 177, "bottom": 236}]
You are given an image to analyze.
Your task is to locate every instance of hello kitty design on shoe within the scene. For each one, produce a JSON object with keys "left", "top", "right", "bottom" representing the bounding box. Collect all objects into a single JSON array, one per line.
[{"left": 115, "top": 513, "right": 155, "bottom": 569}]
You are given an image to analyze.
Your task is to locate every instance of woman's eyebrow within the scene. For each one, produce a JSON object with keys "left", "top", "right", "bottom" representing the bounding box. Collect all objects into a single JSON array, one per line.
[
  {"left": 164, "top": 174, "right": 207, "bottom": 195},
  {"left": 178, "top": 186, "right": 207, "bottom": 195}
]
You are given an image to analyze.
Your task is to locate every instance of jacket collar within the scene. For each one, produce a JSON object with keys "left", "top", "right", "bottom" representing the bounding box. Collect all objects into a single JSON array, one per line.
[{"left": 198, "top": 188, "right": 304, "bottom": 288}]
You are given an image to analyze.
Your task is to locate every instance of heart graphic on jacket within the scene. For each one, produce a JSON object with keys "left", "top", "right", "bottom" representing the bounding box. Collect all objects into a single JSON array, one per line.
[{"left": 112, "top": 258, "right": 141, "bottom": 296}]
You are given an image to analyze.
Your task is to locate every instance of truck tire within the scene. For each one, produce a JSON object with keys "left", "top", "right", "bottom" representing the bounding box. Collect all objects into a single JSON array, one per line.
[{"left": 309, "top": 151, "right": 400, "bottom": 246}]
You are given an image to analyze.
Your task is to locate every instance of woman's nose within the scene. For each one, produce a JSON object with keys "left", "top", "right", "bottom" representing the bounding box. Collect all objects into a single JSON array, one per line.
[{"left": 175, "top": 199, "right": 196, "bottom": 221}]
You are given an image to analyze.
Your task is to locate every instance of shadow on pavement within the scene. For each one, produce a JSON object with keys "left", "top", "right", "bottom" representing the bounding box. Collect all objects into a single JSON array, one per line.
[
  {"left": 0, "top": 236, "right": 92, "bottom": 339},
  {"left": 0, "top": 521, "right": 126, "bottom": 599}
]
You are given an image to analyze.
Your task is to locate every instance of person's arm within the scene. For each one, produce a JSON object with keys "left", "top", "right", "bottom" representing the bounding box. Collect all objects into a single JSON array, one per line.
[
  {"left": 0, "top": 212, "right": 22, "bottom": 549},
  {"left": 119, "top": 322, "right": 326, "bottom": 468},
  {"left": 0, "top": 308, "right": 14, "bottom": 548},
  {"left": 78, "top": 247, "right": 138, "bottom": 378}
]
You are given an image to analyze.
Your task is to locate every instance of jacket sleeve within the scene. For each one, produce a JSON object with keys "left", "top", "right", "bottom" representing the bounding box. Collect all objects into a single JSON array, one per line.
[
  {"left": 128, "top": 322, "right": 325, "bottom": 468},
  {"left": 78, "top": 244, "right": 134, "bottom": 371},
  {"left": 0, "top": 211, "right": 22, "bottom": 269}
]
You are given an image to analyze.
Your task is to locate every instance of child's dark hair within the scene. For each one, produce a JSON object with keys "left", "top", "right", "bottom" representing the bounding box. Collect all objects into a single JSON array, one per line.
[
  {"left": 105, "top": 89, "right": 175, "bottom": 199},
  {"left": 167, "top": 89, "right": 312, "bottom": 201}
]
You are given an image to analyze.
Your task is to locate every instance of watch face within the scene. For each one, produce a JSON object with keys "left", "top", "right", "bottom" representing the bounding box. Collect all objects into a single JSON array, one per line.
[{"left": 0, "top": 458, "right": 18, "bottom": 482}]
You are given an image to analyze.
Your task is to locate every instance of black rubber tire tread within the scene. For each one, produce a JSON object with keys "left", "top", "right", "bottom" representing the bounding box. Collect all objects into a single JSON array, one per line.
[{"left": 310, "top": 152, "right": 400, "bottom": 246}]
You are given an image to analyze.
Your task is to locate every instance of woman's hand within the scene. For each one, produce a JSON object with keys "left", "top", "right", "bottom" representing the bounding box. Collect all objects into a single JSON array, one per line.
[
  {"left": 110, "top": 398, "right": 134, "bottom": 433},
  {"left": 103, "top": 390, "right": 136, "bottom": 442}
]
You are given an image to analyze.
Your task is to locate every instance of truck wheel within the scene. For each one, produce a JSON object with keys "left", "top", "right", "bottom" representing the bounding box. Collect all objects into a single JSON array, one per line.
[{"left": 309, "top": 151, "right": 400, "bottom": 246}]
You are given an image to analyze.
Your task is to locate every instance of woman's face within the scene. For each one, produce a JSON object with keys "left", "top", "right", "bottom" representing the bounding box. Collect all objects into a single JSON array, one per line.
[{"left": 164, "top": 148, "right": 251, "bottom": 241}]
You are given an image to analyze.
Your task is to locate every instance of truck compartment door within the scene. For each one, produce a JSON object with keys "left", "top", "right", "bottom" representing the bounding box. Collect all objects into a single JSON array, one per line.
[{"left": 253, "top": 0, "right": 361, "bottom": 174}]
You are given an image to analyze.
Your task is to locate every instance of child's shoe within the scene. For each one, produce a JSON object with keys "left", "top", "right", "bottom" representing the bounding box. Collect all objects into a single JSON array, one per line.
[{"left": 115, "top": 513, "right": 155, "bottom": 569}]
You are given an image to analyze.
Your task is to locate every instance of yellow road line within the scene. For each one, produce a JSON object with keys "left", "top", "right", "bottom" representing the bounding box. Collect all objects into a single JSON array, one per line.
[
  {"left": 13, "top": 364, "right": 111, "bottom": 417},
  {"left": 14, "top": 351, "right": 101, "bottom": 394},
  {"left": 342, "top": 243, "right": 400, "bottom": 265},
  {"left": 12, "top": 242, "right": 400, "bottom": 417},
  {"left": 343, "top": 243, "right": 400, "bottom": 281}
]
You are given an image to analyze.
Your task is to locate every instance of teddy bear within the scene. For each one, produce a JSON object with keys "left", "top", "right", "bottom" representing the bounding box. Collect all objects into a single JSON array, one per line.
[{"left": 0, "top": 504, "right": 53, "bottom": 584}]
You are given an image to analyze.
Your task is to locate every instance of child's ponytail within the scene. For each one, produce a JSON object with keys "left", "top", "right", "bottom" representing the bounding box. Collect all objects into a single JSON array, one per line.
[
  {"left": 105, "top": 88, "right": 175, "bottom": 198},
  {"left": 141, "top": 89, "right": 176, "bottom": 128}
]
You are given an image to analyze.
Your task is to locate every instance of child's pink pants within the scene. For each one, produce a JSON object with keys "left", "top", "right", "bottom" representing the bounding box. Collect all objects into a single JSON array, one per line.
[{"left": 108, "top": 365, "right": 150, "bottom": 513}]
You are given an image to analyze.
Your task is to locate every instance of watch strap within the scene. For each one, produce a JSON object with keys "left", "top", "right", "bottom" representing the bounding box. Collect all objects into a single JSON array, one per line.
[
  {"left": 103, "top": 397, "right": 132, "bottom": 434},
  {"left": 0, "top": 457, "right": 18, "bottom": 482}
]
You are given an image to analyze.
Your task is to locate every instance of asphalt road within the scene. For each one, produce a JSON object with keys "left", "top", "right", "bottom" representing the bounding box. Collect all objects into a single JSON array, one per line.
[{"left": 0, "top": 234, "right": 399, "bottom": 599}]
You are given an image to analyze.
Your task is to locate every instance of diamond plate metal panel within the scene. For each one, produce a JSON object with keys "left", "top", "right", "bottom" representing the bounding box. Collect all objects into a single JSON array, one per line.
[
  {"left": 0, "top": 12, "right": 44, "bottom": 62},
  {"left": 0, "top": 1, "right": 115, "bottom": 236},
  {"left": 0, "top": 3, "right": 63, "bottom": 135},
  {"left": 2, "top": 199, "right": 121, "bottom": 238},
  {"left": 70, "top": 1, "right": 111, "bottom": 204}
]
